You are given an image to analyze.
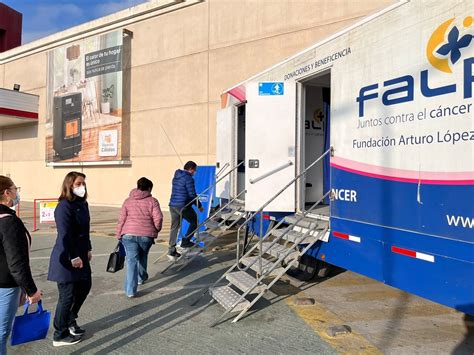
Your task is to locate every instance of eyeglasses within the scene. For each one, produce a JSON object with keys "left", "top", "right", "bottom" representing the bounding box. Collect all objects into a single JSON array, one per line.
[{"left": 9, "top": 186, "right": 21, "bottom": 192}]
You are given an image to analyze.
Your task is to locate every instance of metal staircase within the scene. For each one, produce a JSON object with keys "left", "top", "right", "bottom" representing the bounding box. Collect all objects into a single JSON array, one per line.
[
  {"left": 156, "top": 162, "right": 248, "bottom": 273},
  {"left": 192, "top": 147, "right": 334, "bottom": 325},
  {"left": 204, "top": 198, "right": 246, "bottom": 232}
]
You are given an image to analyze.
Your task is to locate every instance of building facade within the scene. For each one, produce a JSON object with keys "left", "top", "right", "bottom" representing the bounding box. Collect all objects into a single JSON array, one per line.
[{"left": 0, "top": 0, "right": 393, "bottom": 207}]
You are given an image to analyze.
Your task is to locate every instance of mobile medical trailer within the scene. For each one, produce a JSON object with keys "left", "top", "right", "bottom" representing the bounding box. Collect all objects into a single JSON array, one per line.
[{"left": 215, "top": 0, "right": 473, "bottom": 315}]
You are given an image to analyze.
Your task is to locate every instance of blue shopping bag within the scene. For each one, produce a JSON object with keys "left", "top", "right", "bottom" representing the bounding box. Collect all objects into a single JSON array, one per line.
[{"left": 10, "top": 300, "right": 51, "bottom": 346}]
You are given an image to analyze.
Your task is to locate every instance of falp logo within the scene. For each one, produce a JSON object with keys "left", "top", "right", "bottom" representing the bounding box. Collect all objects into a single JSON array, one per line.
[
  {"left": 427, "top": 16, "right": 473, "bottom": 74},
  {"left": 356, "top": 16, "right": 474, "bottom": 118}
]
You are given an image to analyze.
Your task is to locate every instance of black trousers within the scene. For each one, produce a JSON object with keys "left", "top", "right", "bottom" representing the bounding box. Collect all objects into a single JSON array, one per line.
[
  {"left": 53, "top": 279, "right": 91, "bottom": 340},
  {"left": 168, "top": 205, "right": 198, "bottom": 254}
]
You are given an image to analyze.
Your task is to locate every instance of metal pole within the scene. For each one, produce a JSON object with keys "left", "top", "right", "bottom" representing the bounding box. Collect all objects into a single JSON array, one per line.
[
  {"left": 33, "top": 199, "right": 37, "bottom": 231},
  {"left": 259, "top": 211, "right": 263, "bottom": 275},
  {"left": 215, "top": 162, "right": 230, "bottom": 178}
]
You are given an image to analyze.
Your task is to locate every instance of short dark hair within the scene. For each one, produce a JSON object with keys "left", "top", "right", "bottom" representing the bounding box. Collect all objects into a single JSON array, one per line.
[
  {"left": 183, "top": 161, "right": 197, "bottom": 171},
  {"left": 137, "top": 177, "right": 153, "bottom": 191}
]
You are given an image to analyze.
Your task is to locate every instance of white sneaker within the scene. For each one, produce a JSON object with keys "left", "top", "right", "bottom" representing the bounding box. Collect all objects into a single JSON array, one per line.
[
  {"left": 53, "top": 335, "right": 82, "bottom": 347},
  {"left": 167, "top": 251, "right": 181, "bottom": 261}
]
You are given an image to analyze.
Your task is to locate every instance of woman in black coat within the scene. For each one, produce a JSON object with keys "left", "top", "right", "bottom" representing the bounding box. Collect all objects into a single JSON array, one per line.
[
  {"left": 0, "top": 176, "right": 42, "bottom": 354},
  {"left": 48, "top": 172, "right": 92, "bottom": 347}
]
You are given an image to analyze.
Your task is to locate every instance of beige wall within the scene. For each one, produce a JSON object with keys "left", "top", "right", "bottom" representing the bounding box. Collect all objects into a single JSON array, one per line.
[
  {"left": 0, "top": 65, "right": 4, "bottom": 87},
  {"left": 0, "top": 0, "right": 393, "bottom": 207}
]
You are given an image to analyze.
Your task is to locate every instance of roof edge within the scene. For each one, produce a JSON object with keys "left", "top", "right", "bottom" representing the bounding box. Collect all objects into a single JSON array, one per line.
[{"left": 0, "top": 0, "right": 204, "bottom": 64}]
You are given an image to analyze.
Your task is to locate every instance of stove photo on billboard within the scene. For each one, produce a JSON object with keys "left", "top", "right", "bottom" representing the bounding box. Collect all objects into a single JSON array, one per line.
[
  {"left": 45, "top": 29, "right": 127, "bottom": 164},
  {"left": 53, "top": 93, "right": 82, "bottom": 160}
]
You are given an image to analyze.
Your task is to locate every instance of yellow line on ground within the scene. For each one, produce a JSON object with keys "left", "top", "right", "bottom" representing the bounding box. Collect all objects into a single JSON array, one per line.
[{"left": 286, "top": 293, "right": 382, "bottom": 354}]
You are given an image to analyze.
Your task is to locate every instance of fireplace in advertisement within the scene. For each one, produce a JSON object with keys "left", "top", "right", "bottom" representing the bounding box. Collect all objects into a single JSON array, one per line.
[{"left": 53, "top": 92, "right": 82, "bottom": 160}]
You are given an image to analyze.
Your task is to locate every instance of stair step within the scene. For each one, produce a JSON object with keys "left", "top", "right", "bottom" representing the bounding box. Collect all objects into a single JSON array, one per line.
[
  {"left": 284, "top": 215, "right": 319, "bottom": 229},
  {"left": 226, "top": 271, "right": 265, "bottom": 294},
  {"left": 240, "top": 256, "right": 286, "bottom": 277},
  {"left": 306, "top": 212, "right": 330, "bottom": 222},
  {"left": 218, "top": 210, "right": 244, "bottom": 221},
  {"left": 209, "top": 286, "right": 249, "bottom": 312},
  {"left": 219, "top": 201, "right": 244, "bottom": 213},
  {"left": 205, "top": 220, "right": 224, "bottom": 231},
  {"left": 232, "top": 197, "right": 245, "bottom": 204},
  {"left": 271, "top": 229, "right": 317, "bottom": 244},
  {"left": 177, "top": 232, "right": 215, "bottom": 256},
  {"left": 257, "top": 242, "right": 299, "bottom": 261},
  {"left": 228, "top": 201, "right": 244, "bottom": 210},
  {"left": 195, "top": 232, "right": 216, "bottom": 245}
]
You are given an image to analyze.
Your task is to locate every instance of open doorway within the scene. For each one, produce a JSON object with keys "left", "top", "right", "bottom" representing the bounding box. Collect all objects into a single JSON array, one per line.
[
  {"left": 234, "top": 104, "right": 246, "bottom": 199},
  {"left": 299, "top": 71, "right": 331, "bottom": 214}
]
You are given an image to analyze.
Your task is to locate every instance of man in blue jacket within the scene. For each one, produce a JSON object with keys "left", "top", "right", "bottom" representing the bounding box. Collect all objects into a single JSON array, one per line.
[{"left": 168, "top": 161, "right": 203, "bottom": 261}]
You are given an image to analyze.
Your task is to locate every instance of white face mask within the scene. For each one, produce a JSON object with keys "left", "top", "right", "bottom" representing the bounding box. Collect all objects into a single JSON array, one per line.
[{"left": 73, "top": 185, "right": 86, "bottom": 198}]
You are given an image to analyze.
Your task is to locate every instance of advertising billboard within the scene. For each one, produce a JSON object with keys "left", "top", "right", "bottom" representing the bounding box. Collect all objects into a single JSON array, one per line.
[{"left": 45, "top": 30, "right": 125, "bottom": 163}]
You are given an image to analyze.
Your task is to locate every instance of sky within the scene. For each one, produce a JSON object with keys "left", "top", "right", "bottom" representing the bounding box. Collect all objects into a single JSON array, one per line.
[{"left": 2, "top": 0, "right": 148, "bottom": 44}]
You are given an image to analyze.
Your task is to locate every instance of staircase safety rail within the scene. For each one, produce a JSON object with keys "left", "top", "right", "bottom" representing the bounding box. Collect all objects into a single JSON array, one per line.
[
  {"left": 236, "top": 147, "right": 333, "bottom": 273},
  {"left": 188, "top": 147, "right": 334, "bottom": 325},
  {"left": 158, "top": 188, "right": 247, "bottom": 273}
]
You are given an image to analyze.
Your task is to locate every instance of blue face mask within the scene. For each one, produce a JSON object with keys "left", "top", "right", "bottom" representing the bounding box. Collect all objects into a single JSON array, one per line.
[{"left": 11, "top": 192, "right": 20, "bottom": 207}]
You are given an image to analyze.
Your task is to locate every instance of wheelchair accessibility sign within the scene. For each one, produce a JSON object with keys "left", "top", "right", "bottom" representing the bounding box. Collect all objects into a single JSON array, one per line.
[{"left": 258, "top": 82, "right": 284, "bottom": 96}]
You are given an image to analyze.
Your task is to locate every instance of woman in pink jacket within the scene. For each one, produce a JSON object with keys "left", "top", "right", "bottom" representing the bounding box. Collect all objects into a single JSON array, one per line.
[{"left": 116, "top": 177, "right": 163, "bottom": 297}]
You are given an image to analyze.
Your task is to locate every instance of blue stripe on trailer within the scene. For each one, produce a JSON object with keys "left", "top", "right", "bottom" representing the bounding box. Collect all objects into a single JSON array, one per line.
[
  {"left": 331, "top": 167, "right": 474, "bottom": 243},
  {"left": 307, "top": 165, "right": 474, "bottom": 315},
  {"left": 310, "top": 219, "right": 474, "bottom": 315}
]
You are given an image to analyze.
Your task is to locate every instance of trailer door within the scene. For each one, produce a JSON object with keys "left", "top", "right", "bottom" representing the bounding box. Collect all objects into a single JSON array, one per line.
[
  {"left": 216, "top": 106, "right": 233, "bottom": 199},
  {"left": 245, "top": 81, "right": 296, "bottom": 212}
]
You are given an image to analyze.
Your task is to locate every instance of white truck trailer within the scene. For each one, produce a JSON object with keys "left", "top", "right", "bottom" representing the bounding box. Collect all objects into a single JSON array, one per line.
[{"left": 215, "top": 0, "right": 473, "bottom": 315}]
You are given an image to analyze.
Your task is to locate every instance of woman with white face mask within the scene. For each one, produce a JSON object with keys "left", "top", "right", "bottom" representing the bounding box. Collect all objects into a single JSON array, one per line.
[
  {"left": 0, "top": 176, "right": 42, "bottom": 354},
  {"left": 47, "top": 172, "right": 92, "bottom": 347}
]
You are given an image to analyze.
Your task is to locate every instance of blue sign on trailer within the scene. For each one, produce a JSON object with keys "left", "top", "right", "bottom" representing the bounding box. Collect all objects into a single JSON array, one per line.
[{"left": 258, "top": 82, "right": 284, "bottom": 96}]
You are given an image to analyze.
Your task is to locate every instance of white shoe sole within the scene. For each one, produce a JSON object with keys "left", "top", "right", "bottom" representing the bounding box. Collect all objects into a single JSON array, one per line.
[
  {"left": 167, "top": 255, "right": 179, "bottom": 262},
  {"left": 53, "top": 339, "right": 82, "bottom": 347}
]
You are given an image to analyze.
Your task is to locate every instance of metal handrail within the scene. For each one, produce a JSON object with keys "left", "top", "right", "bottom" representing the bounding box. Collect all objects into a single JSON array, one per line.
[
  {"left": 229, "top": 224, "right": 330, "bottom": 325},
  {"left": 175, "top": 208, "right": 248, "bottom": 272},
  {"left": 192, "top": 189, "right": 330, "bottom": 309},
  {"left": 177, "top": 160, "right": 245, "bottom": 243},
  {"left": 236, "top": 147, "right": 332, "bottom": 271},
  {"left": 249, "top": 160, "right": 293, "bottom": 184},
  {"left": 188, "top": 147, "right": 333, "bottom": 307},
  {"left": 181, "top": 160, "right": 244, "bottom": 212},
  {"left": 158, "top": 189, "right": 247, "bottom": 272},
  {"left": 215, "top": 162, "right": 230, "bottom": 178},
  {"left": 179, "top": 189, "right": 246, "bottom": 247},
  {"left": 236, "top": 190, "right": 330, "bottom": 273}
]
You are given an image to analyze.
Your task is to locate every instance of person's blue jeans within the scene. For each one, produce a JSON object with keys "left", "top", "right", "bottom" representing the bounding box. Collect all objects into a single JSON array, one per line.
[
  {"left": 0, "top": 287, "right": 20, "bottom": 355},
  {"left": 121, "top": 235, "right": 154, "bottom": 297}
]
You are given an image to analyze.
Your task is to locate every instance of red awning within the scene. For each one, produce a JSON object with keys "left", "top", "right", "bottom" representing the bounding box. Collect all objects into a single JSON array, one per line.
[
  {"left": 0, "top": 88, "right": 39, "bottom": 127},
  {"left": 228, "top": 85, "right": 246, "bottom": 102}
]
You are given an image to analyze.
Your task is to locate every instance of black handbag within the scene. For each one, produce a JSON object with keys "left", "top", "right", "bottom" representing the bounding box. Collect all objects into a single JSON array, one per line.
[{"left": 106, "top": 242, "right": 125, "bottom": 273}]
